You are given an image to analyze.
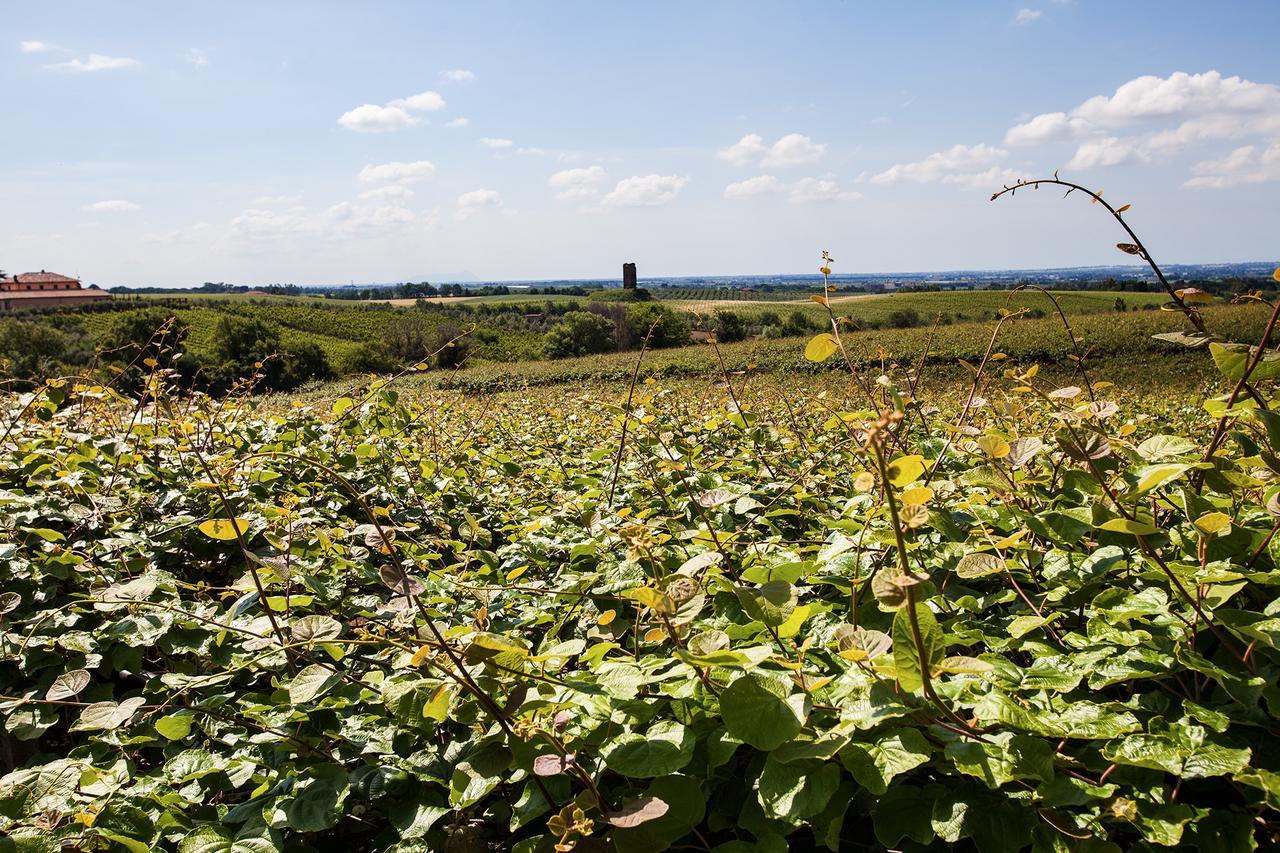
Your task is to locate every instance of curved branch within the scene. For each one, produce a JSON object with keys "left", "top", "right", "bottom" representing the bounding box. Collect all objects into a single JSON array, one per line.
[{"left": 990, "top": 176, "right": 1205, "bottom": 334}]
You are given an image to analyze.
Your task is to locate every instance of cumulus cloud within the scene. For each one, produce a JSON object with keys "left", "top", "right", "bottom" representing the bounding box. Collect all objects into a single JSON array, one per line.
[
  {"left": 229, "top": 199, "right": 427, "bottom": 246},
  {"left": 338, "top": 89, "right": 446, "bottom": 132},
  {"left": 601, "top": 174, "right": 689, "bottom": 207},
  {"left": 717, "top": 133, "right": 826, "bottom": 168},
  {"left": 549, "top": 166, "right": 607, "bottom": 201},
  {"left": 359, "top": 185, "right": 416, "bottom": 202},
  {"left": 787, "top": 177, "right": 862, "bottom": 203},
  {"left": 1005, "top": 70, "right": 1280, "bottom": 172},
  {"left": 723, "top": 175, "right": 782, "bottom": 199},
  {"left": 1185, "top": 143, "right": 1280, "bottom": 189},
  {"left": 388, "top": 91, "right": 446, "bottom": 112},
  {"left": 724, "top": 175, "right": 859, "bottom": 203},
  {"left": 445, "top": 117, "right": 470, "bottom": 129},
  {"left": 1014, "top": 8, "right": 1043, "bottom": 24},
  {"left": 357, "top": 160, "right": 437, "bottom": 184},
  {"left": 439, "top": 69, "right": 475, "bottom": 82},
  {"left": 1066, "top": 136, "right": 1147, "bottom": 169},
  {"left": 456, "top": 189, "right": 503, "bottom": 218},
  {"left": 82, "top": 199, "right": 140, "bottom": 213},
  {"left": 480, "top": 137, "right": 514, "bottom": 149},
  {"left": 48, "top": 54, "right": 140, "bottom": 72},
  {"left": 871, "top": 144, "right": 1020, "bottom": 188},
  {"left": 19, "top": 40, "right": 50, "bottom": 53}
]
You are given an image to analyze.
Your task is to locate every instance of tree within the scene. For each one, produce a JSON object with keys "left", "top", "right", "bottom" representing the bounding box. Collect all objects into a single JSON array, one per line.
[
  {"left": 626, "top": 303, "right": 691, "bottom": 349},
  {"left": 712, "top": 310, "right": 748, "bottom": 343},
  {"left": 209, "top": 315, "right": 331, "bottom": 392},
  {"left": 543, "top": 311, "right": 616, "bottom": 358},
  {"left": 0, "top": 320, "right": 90, "bottom": 385},
  {"left": 99, "top": 308, "right": 188, "bottom": 365}
]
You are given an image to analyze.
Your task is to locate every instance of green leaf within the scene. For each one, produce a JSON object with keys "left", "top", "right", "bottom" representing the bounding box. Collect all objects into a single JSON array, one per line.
[
  {"left": 603, "top": 721, "right": 694, "bottom": 778},
  {"left": 735, "top": 580, "right": 797, "bottom": 627},
  {"left": 1211, "top": 341, "right": 1280, "bottom": 382},
  {"left": 70, "top": 697, "right": 145, "bottom": 732},
  {"left": 758, "top": 756, "right": 840, "bottom": 822},
  {"left": 720, "top": 673, "right": 809, "bottom": 751},
  {"left": 945, "top": 732, "right": 1054, "bottom": 788},
  {"left": 954, "top": 553, "right": 1003, "bottom": 579},
  {"left": 285, "top": 765, "right": 349, "bottom": 832},
  {"left": 155, "top": 714, "right": 193, "bottom": 741},
  {"left": 892, "top": 603, "right": 943, "bottom": 693},
  {"left": 872, "top": 785, "right": 937, "bottom": 847},
  {"left": 288, "top": 663, "right": 341, "bottom": 705},
  {"left": 838, "top": 729, "right": 932, "bottom": 794},
  {"left": 1097, "top": 517, "right": 1159, "bottom": 536}
]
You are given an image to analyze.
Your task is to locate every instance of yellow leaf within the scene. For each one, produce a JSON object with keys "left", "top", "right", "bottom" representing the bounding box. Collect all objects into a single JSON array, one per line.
[
  {"left": 198, "top": 518, "right": 251, "bottom": 541},
  {"left": 644, "top": 627, "right": 667, "bottom": 643},
  {"left": 409, "top": 644, "right": 433, "bottom": 667},
  {"left": 597, "top": 609, "right": 617, "bottom": 626},
  {"left": 901, "top": 486, "right": 934, "bottom": 506},
  {"left": 804, "top": 333, "right": 840, "bottom": 363},
  {"left": 1116, "top": 203, "right": 1131, "bottom": 214},
  {"left": 886, "top": 455, "right": 925, "bottom": 487},
  {"left": 810, "top": 294, "right": 829, "bottom": 307},
  {"left": 853, "top": 471, "right": 876, "bottom": 492},
  {"left": 1176, "top": 287, "right": 1214, "bottom": 305},
  {"left": 506, "top": 565, "right": 528, "bottom": 581},
  {"left": 1193, "top": 512, "right": 1232, "bottom": 537},
  {"left": 1273, "top": 267, "right": 1280, "bottom": 284},
  {"left": 976, "top": 435, "right": 1011, "bottom": 459}
]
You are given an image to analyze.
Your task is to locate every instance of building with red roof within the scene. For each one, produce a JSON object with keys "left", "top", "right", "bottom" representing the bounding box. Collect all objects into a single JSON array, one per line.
[{"left": 0, "top": 270, "right": 112, "bottom": 311}]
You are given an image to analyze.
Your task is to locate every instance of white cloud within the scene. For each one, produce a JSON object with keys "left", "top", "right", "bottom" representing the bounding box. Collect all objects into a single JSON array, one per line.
[
  {"left": 1004, "top": 111, "right": 1089, "bottom": 145},
  {"left": 1066, "top": 136, "right": 1146, "bottom": 169},
  {"left": 456, "top": 189, "right": 503, "bottom": 218},
  {"left": 787, "top": 177, "right": 862, "bottom": 203},
  {"left": 1015, "top": 8, "right": 1043, "bottom": 24},
  {"left": 388, "top": 90, "right": 446, "bottom": 112},
  {"left": 717, "top": 133, "right": 826, "bottom": 168},
  {"left": 601, "top": 174, "right": 689, "bottom": 207},
  {"left": 445, "top": 117, "right": 470, "bottom": 129},
  {"left": 186, "top": 48, "right": 208, "bottom": 68},
  {"left": 724, "top": 175, "right": 782, "bottom": 199},
  {"left": 19, "top": 40, "right": 50, "bottom": 53},
  {"left": 357, "top": 160, "right": 437, "bottom": 184},
  {"left": 229, "top": 198, "right": 429, "bottom": 246},
  {"left": 48, "top": 54, "right": 140, "bottom": 72},
  {"left": 1005, "top": 70, "right": 1280, "bottom": 173},
  {"left": 338, "top": 104, "right": 419, "bottom": 133},
  {"left": 248, "top": 193, "right": 304, "bottom": 206},
  {"left": 82, "top": 199, "right": 140, "bottom": 213},
  {"left": 439, "top": 69, "right": 475, "bottom": 82},
  {"left": 724, "top": 175, "right": 859, "bottom": 203},
  {"left": 480, "top": 137, "right": 514, "bottom": 149},
  {"left": 871, "top": 143, "right": 1019, "bottom": 187},
  {"left": 338, "top": 89, "right": 445, "bottom": 132},
  {"left": 359, "top": 185, "right": 416, "bottom": 202},
  {"left": 1185, "top": 143, "right": 1280, "bottom": 189},
  {"left": 549, "top": 166, "right": 607, "bottom": 201}
]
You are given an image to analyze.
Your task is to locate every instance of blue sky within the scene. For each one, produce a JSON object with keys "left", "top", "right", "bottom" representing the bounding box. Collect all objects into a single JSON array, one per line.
[{"left": 2, "top": 1, "right": 1278, "bottom": 286}]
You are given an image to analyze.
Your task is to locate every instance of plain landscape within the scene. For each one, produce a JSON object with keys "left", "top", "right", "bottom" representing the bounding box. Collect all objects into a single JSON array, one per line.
[{"left": 4, "top": 3, "right": 1280, "bottom": 852}]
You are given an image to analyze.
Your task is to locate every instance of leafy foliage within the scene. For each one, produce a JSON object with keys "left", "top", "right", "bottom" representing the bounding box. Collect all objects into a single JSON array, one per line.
[{"left": 1, "top": 293, "right": 1279, "bottom": 851}]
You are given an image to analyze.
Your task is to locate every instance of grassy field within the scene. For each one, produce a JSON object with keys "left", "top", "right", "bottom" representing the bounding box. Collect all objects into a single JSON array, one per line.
[
  {"left": 349, "top": 301, "right": 1260, "bottom": 393},
  {"left": 668, "top": 288, "right": 1169, "bottom": 326},
  {"left": 3, "top": 305, "right": 1276, "bottom": 849}
]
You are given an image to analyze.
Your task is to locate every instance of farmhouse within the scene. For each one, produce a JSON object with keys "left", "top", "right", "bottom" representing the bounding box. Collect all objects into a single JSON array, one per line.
[{"left": 0, "top": 270, "right": 111, "bottom": 311}]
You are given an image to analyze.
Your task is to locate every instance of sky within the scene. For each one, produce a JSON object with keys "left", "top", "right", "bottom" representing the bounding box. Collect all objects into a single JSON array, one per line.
[{"left": 2, "top": 1, "right": 1278, "bottom": 287}]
